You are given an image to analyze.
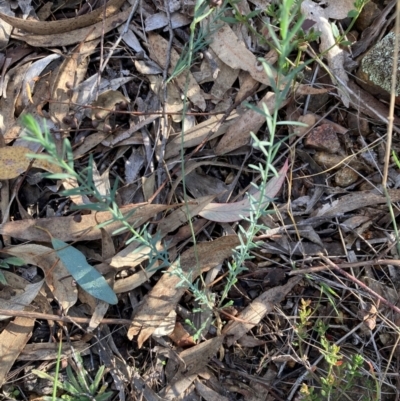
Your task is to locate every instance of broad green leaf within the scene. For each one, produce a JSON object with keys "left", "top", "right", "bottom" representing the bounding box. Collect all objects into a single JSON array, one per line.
[
  {"left": 51, "top": 238, "right": 118, "bottom": 305},
  {"left": 3, "top": 256, "right": 26, "bottom": 266}
]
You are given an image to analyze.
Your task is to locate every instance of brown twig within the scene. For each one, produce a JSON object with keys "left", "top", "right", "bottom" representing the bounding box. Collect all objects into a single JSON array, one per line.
[
  {"left": 317, "top": 254, "right": 400, "bottom": 315},
  {"left": 0, "top": 309, "right": 132, "bottom": 325},
  {"left": 289, "top": 258, "right": 400, "bottom": 275}
]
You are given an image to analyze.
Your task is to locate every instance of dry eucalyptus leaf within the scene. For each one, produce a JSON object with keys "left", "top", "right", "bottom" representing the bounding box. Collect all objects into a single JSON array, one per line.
[
  {"left": 12, "top": 5, "right": 132, "bottom": 47},
  {"left": 91, "top": 90, "right": 129, "bottom": 120},
  {"left": 323, "top": 0, "right": 357, "bottom": 20},
  {"left": 210, "top": 23, "right": 275, "bottom": 86},
  {"left": 315, "top": 189, "right": 400, "bottom": 217},
  {"left": 148, "top": 32, "right": 206, "bottom": 110},
  {"left": 127, "top": 235, "right": 240, "bottom": 346},
  {"left": 223, "top": 277, "right": 301, "bottom": 346},
  {"left": 18, "top": 341, "right": 89, "bottom": 361},
  {"left": 215, "top": 92, "right": 282, "bottom": 155},
  {"left": 0, "top": 273, "right": 44, "bottom": 321},
  {"left": 145, "top": 12, "right": 190, "bottom": 31},
  {"left": 50, "top": 39, "right": 99, "bottom": 130},
  {"left": 301, "top": 0, "right": 349, "bottom": 106},
  {"left": 20, "top": 54, "right": 60, "bottom": 108},
  {"left": 0, "top": 0, "right": 124, "bottom": 34},
  {"left": 0, "top": 146, "right": 62, "bottom": 180},
  {"left": 5, "top": 244, "right": 77, "bottom": 311},
  {"left": 0, "top": 203, "right": 169, "bottom": 241},
  {"left": 0, "top": 316, "right": 35, "bottom": 387}
]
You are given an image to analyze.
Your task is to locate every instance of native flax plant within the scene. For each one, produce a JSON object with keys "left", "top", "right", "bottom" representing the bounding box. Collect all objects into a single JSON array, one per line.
[
  {"left": 218, "top": 0, "right": 308, "bottom": 307},
  {"left": 21, "top": 115, "right": 170, "bottom": 273}
]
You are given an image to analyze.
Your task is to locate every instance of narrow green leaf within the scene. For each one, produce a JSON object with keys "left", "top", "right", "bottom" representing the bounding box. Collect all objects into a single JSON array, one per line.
[
  {"left": 0, "top": 271, "right": 7, "bottom": 285},
  {"left": 51, "top": 238, "right": 118, "bottom": 305},
  {"left": 91, "top": 365, "right": 105, "bottom": 393}
]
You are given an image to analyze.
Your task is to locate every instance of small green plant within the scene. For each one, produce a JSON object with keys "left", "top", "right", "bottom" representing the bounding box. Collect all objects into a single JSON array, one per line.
[
  {"left": 296, "top": 300, "right": 376, "bottom": 401},
  {"left": 169, "top": 0, "right": 310, "bottom": 320},
  {"left": 32, "top": 352, "right": 112, "bottom": 401},
  {"left": 219, "top": 0, "right": 307, "bottom": 308},
  {"left": 168, "top": 0, "right": 225, "bottom": 81},
  {"left": 22, "top": 115, "right": 170, "bottom": 274}
]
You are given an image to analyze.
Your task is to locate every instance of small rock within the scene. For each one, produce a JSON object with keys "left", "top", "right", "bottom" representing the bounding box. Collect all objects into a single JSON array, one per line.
[
  {"left": 294, "top": 113, "right": 316, "bottom": 136},
  {"left": 304, "top": 124, "right": 341, "bottom": 153},
  {"left": 335, "top": 167, "right": 358, "bottom": 187},
  {"left": 347, "top": 113, "right": 370, "bottom": 136},
  {"left": 355, "top": 1, "right": 380, "bottom": 31}
]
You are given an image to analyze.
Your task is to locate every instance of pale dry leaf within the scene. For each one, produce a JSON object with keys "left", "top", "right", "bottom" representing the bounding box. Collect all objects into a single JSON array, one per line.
[
  {"left": 0, "top": 316, "right": 35, "bottom": 387},
  {"left": 199, "top": 160, "right": 288, "bottom": 222},
  {"left": 88, "top": 300, "right": 111, "bottom": 332},
  {"left": 165, "top": 113, "right": 238, "bottom": 159},
  {"left": 0, "top": 62, "right": 31, "bottom": 135},
  {"left": 12, "top": 5, "right": 132, "bottom": 47},
  {"left": 315, "top": 189, "right": 400, "bottom": 217},
  {"left": 125, "top": 148, "right": 144, "bottom": 184},
  {"left": 0, "top": 203, "right": 170, "bottom": 242},
  {"left": 169, "top": 322, "right": 195, "bottom": 347},
  {"left": 0, "top": 0, "right": 124, "bottom": 34},
  {"left": 0, "top": 146, "right": 62, "bottom": 180},
  {"left": 162, "top": 337, "right": 224, "bottom": 399},
  {"left": 195, "top": 381, "right": 230, "bottom": 401},
  {"left": 173, "top": 336, "right": 224, "bottom": 380},
  {"left": 73, "top": 132, "right": 110, "bottom": 158},
  {"left": 119, "top": 27, "right": 145, "bottom": 53},
  {"left": 223, "top": 276, "right": 301, "bottom": 346},
  {"left": 185, "top": 170, "right": 229, "bottom": 200},
  {"left": 98, "top": 77, "right": 135, "bottom": 93},
  {"left": 215, "top": 92, "right": 284, "bottom": 155},
  {"left": 50, "top": 40, "right": 99, "bottom": 130},
  {"left": 92, "top": 162, "right": 110, "bottom": 198},
  {"left": 145, "top": 12, "right": 190, "bottom": 31},
  {"left": 210, "top": 55, "right": 239, "bottom": 104},
  {"left": 162, "top": 374, "right": 197, "bottom": 401},
  {"left": 20, "top": 54, "right": 60, "bottom": 108},
  {"left": 148, "top": 32, "right": 206, "bottom": 110},
  {"left": 0, "top": 2, "right": 13, "bottom": 49},
  {"left": 132, "top": 372, "right": 167, "bottom": 401},
  {"left": 158, "top": 194, "right": 216, "bottom": 237},
  {"left": 5, "top": 244, "right": 77, "bottom": 311},
  {"left": 18, "top": 341, "right": 89, "bottom": 361},
  {"left": 135, "top": 58, "right": 164, "bottom": 75},
  {"left": 0, "top": 276, "right": 44, "bottom": 321},
  {"left": 324, "top": 0, "right": 357, "bottom": 20},
  {"left": 127, "top": 235, "right": 240, "bottom": 346},
  {"left": 301, "top": 0, "right": 349, "bottom": 106},
  {"left": 101, "top": 228, "right": 116, "bottom": 261},
  {"left": 153, "top": 310, "right": 177, "bottom": 337},
  {"left": 91, "top": 90, "right": 129, "bottom": 120},
  {"left": 112, "top": 197, "right": 215, "bottom": 293},
  {"left": 209, "top": 23, "right": 275, "bottom": 86},
  {"left": 15, "top": 0, "right": 34, "bottom": 18},
  {"left": 141, "top": 172, "right": 155, "bottom": 201},
  {"left": 112, "top": 242, "right": 164, "bottom": 293}
]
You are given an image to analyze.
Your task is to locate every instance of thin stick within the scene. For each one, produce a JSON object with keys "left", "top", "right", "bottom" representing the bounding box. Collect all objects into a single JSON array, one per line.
[
  {"left": 0, "top": 309, "right": 132, "bottom": 325},
  {"left": 317, "top": 254, "right": 400, "bottom": 315},
  {"left": 382, "top": 1, "right": 400, "bottom": 255},
  {"left": 289, "top": 258, "right": 400, "bottom": 275}
]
